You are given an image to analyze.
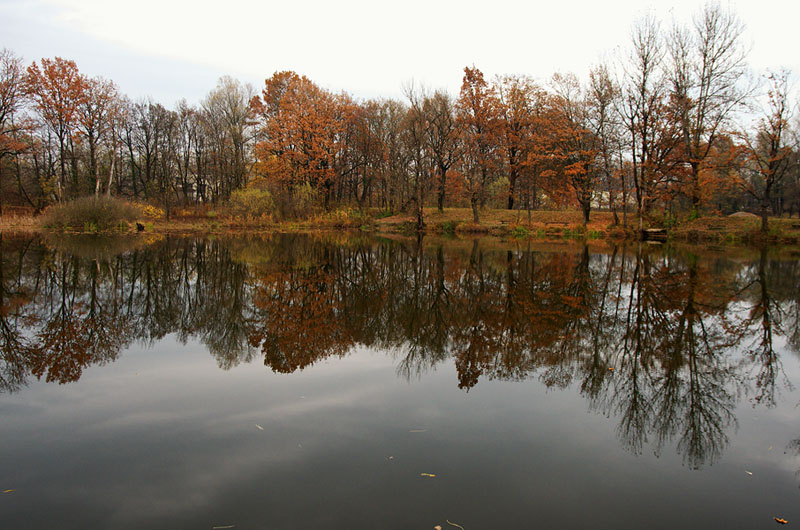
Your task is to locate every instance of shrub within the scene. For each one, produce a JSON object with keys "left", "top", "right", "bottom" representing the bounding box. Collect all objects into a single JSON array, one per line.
[
  {"left": 140, "top": 204, "right": 165, "bottom": 219},
  {"left": 486, "top": 176, "right": 510, "bottom": 208},
  {"left": 271, "top": 182, "right": 323, "bottom": 219},
  {"left": 291, "top": 183, "right": 322, "bottom": 218},
  {"left": 440, "top": 220, "right": 457, "bottom": 234},
  {"left": 511, "top": 225, "right": 529, "bottom": 237},
  {"left": 42, "top": 196, "right": 140, "bottom": 231},
  {"left": 228, "top": 188, "right": 276, "bottom": 219},
  {"left": 325, "top": 208, "right": 371, "bottom": 227}
]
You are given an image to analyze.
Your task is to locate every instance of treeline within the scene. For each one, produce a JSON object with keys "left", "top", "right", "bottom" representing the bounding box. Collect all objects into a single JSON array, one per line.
[
  {"left": 1, "top": 4, "right": 799, "bottom": 231},
  {"left": 1, "top": 234, "right": 798, "bottom": 466}
]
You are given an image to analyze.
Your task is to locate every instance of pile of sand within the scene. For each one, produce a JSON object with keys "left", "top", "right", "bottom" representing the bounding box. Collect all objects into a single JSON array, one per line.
[{"left": 728, "top": 211, "right": 759, "bottom": 218}]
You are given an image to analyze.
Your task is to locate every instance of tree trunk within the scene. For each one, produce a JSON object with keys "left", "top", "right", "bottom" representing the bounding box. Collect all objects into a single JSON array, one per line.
[
  {"left": 507, "top": 170, "right": 517, "bottom": 210},
  {"left": 761, "top": 199, "right": 770, "bottom": 234},
  {"left": 437, "top": 165, "right": 446, "bottom": 212},
  {"left": 106, "top": 158, "right": 115, "bottom": 197}
]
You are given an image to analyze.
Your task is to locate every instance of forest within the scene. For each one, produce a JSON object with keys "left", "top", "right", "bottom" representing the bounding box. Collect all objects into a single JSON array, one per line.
[{"left": 0, "top": 4, "right": 798, "bottom": 233}]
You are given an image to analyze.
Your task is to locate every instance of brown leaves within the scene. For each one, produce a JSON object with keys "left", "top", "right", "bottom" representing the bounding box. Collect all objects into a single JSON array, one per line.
[
  {"left": 253, "top": 71, "right": 344, "bottom": 193},
  {"left": 775, "top": 518, "right": 788, "bottom": 525}
]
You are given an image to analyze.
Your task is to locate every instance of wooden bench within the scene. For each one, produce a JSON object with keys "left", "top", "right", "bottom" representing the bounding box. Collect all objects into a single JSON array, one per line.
[{"left": 641, "top": 228, "right": 668, "bottom": 241}]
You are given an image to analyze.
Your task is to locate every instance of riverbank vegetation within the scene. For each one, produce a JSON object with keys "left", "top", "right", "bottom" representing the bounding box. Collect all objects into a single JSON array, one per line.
[{"left": 1, "top": 4, "right": 798, "bottom": 240}]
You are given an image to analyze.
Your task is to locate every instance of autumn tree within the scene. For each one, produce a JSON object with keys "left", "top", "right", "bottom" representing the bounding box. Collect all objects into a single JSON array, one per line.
[
  {"left": 551, "top": 72, "right": 598, "bottom": 226},
  {"left": 25, "top": 57, "right": 87, "bottom": 200},
  {"left": 495, "top": 75, "right": 540, "bottom": 210},
  {"left": 251, "top": 71, "right": 343, "bottom": 208},
  {"left": 456, "top": 66, "right": 500, "bottom": 223},
  {"left": 517, "top": 85, "right": 552, "bottom": 217}
]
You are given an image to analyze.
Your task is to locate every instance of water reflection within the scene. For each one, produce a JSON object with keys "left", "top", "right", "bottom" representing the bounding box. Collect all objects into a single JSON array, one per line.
[{"left": 1, "top": 233, "right": 798, "bottom": 468}]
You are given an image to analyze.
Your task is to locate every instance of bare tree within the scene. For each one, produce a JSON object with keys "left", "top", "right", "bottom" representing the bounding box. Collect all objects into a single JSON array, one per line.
[
  {"left": 76, "top": 76, "right": 120, "bottom": 195},
  {"left": 0, "top": 49, "right": 28, "bottom": 215},
  {"left": 402, "top": 82, "right": 431, "bottom": 232},
  {"left": 423, "top": 90, "right": 459, "bottom": 212},
  {"left": 739, "top": 70, "right": 795, "bottom": 234},
  {"left": 588, "top": 64, "right": 627, "bottom": 225},
  {"left": 618, "top": 14, "right": 678, "bottom": 232},
  {"left": 668, "top": 3, "right": 750, "bottom": 212}
]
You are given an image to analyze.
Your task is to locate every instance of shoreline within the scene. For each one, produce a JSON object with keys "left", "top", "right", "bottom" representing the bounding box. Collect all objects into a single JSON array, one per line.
[{"left": 2, "top": 208, "right": 799, "bottom": 248}]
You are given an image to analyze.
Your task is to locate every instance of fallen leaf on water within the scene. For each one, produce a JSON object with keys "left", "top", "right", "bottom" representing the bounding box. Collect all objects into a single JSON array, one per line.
[
  {"left": 255, "top": 424, "right": 264, "bottom": 431},
  {"left": 387, "top": 456, "right": 394, "bottom": 460},
  {"left": 3, "top": 489, "right": 15, "bottom": 493},
  {"left": 420, "top": 473, "right": 436, "bottom": 478},
  {"left": 410, "top": 429, "right": 427, "bottom": 433},
  {"left": 745, "top": 471, "right": 753, "bottom": 475},
  {"left": 447, "top": 520, "right": 466, "bottom": 530},
  {"left": 775, "top": 517, "right": 788, "bottom": 524},
  {"left": 434, "top": 526, "right": 442, "bottom": 530}
]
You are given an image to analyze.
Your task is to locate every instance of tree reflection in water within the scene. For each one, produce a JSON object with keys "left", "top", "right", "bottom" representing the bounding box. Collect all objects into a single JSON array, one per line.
[{"left": 1, "top": 233, "right": 798, "bottom": 468}]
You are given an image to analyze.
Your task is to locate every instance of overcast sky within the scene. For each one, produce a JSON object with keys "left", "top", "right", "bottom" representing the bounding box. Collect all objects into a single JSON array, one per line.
[{"left": 2, "top": 0, "right": 798, "bottom": 106}]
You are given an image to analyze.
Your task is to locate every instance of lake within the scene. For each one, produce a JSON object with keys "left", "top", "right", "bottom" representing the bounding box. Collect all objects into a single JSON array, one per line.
[{"left": 1, "top": 233, "right": 799, "bottom": 529}]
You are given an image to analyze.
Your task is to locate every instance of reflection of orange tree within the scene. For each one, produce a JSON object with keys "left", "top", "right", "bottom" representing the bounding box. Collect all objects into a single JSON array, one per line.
[
  {"left": 250, "top": 268, "right": 356, "bottom": 373},
  {"left": 28, "top": 309, "right": 126, "bottom": 384},
  {"left": 26, "top": 253, "right": 129, "bottom": 384}
]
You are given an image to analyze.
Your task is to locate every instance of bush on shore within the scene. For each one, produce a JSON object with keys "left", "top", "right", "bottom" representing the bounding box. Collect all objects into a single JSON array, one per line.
[
  {"left": 42, "top": 196, "right": 141, "bottom": 232},
  {"left": 228, "top": 188, "right": 276, "bottom": 219}
]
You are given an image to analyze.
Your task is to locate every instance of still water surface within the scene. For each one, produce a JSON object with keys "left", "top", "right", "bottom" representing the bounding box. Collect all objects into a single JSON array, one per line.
[{"left": 1, "top": 233, "right": 799, "bottom": 529}]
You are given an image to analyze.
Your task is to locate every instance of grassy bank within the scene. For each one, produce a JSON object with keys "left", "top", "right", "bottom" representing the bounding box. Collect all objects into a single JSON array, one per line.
[{"left": 3, "top": 205, "right": 800, "bottom": 246}]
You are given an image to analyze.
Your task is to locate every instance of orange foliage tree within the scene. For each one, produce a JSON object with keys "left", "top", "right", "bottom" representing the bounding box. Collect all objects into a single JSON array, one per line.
[
  {"left": 251, "top": 71, "right": 344, "bottom": 208},
  {"left": 25, "top": 57, "right": 87, "bottom": 200},
  {"left": 456, "top": 66, "right": 501, "bottom": 223}
]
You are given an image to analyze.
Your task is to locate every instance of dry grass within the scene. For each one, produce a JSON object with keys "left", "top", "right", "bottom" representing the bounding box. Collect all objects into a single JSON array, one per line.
[
  {"left": 375, "top": 208, "right": 627, "bottom": 238},
  {"left": 0, "top": 212, "right": 42, "bottom": 234},
  {"left": 4, "top": 203, "right": 800, "bottom": 246},
  {"left": 673, "top": 214, "right": 800, "bottom": 244}
]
